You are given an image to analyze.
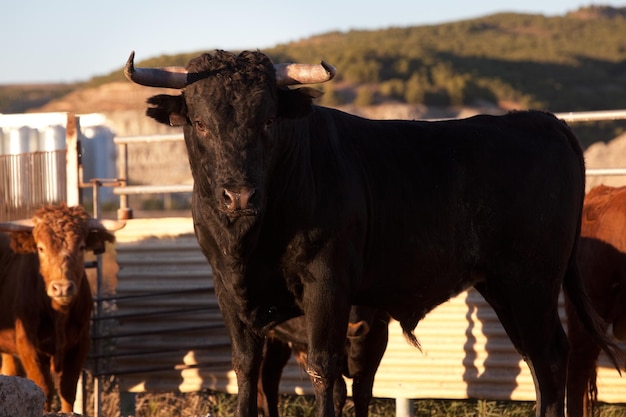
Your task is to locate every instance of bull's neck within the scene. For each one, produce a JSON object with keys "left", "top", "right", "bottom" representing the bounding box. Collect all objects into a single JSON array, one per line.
[
  {"left": 192, "top": 194, "right": 262, "bottom": 262},
  {"left": 269, "top": 117, "right": 317, "bottom": 211}
]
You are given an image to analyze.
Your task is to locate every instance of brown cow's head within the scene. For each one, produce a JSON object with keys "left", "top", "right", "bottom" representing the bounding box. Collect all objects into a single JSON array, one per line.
[
  {"left": 0, "top": 204, "right": 125, "bottom": 311},
  {"left": 124, "top": 50, "right": 335, "bottom": 225}
]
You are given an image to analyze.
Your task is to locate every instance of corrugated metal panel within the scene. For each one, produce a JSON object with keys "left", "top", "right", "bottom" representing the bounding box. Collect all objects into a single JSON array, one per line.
[
  {"left": 111, "top": 218, "right": 626, "bottom": 403},
  {"left": 113, "top": 220, "right": 230, "bottom": 393},
  {"left": 0, "top": 150, "right": 66, "bottom": 221}
]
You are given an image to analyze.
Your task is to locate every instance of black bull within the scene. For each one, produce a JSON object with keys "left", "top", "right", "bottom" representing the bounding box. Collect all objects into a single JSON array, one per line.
[{"left": 125, "top": 49, "right": 620, "bottom": 417}]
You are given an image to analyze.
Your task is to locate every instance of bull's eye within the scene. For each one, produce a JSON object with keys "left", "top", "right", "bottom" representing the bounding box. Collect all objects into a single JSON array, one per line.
[
  {"left": 264, "top": 118, "right": 274, "bottom": 129},
  {"left": 37, "top": 245, "right": 44, "bottom": 253},
  {"left": 194, "top": 120, "right": 207, "bottom": 132}
]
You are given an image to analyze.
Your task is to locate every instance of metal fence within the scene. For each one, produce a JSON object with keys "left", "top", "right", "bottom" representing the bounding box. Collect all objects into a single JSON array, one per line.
[{"left": 0, "top": 113, "right": 88, "bottom": 221}]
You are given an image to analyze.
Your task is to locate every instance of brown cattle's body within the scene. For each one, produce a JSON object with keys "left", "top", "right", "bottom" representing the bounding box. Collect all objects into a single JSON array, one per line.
[
  {"left": 567, "top": 185, "right": 626, "bottom": 417},
  {"left": 0, "top": 204, "right": 121, "bottom": 412},
  {"left": 259, "top": 307, "right": 389, "bottom": 417}
]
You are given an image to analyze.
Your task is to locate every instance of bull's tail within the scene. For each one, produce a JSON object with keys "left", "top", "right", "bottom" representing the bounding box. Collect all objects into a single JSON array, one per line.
[
  {"left": 563, "top": 259, "right": 622, "bottom": 374},
  {"left": 399, "top": 320, "right": 422, "bottom": 352}
]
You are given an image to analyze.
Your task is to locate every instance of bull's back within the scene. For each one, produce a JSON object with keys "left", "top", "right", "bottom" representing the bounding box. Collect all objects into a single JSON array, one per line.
[{"left": 337, "top": 111, "right": 584, "bottom": 312}]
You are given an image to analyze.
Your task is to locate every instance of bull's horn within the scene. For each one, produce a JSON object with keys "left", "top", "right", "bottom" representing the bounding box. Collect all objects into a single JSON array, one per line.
[
  {"left": 0, "top": 219, "right": 34, "bottom": 232},
  {"left": 124, "top": 51, "right": 188, "bottom": 89},
  {"left": 87, "top": 219, "right": 126, "bottom": 232},
  {"left": 274, "top": 61, "right": 337, "bottom": 86},
  {"left": 125, "top": 51, "right": 336, "bottom": 88}
]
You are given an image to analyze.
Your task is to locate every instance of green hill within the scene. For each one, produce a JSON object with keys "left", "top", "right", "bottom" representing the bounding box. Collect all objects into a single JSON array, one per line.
[
  {"left": 80, "top": 6, "right": 626, "bottom": 113},
  {"left": 267, "top": 8, "right": 626, "bottom": 112}
]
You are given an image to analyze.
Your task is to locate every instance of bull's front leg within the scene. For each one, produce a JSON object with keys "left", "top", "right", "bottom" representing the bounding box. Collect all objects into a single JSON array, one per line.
[
  {"left": 303, "top": 274, "right": 350, "bottom": 417},
  {"left": 231, "top": 320, "right": 264, "bottom": 417},
  {"left": 218, "top": 299, "right": 264, "bottom": 417}
]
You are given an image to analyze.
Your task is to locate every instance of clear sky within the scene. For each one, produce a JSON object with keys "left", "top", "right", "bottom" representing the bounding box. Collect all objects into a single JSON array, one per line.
[{"left": 1, "top": 1, "right": 623, "bottom": 84}]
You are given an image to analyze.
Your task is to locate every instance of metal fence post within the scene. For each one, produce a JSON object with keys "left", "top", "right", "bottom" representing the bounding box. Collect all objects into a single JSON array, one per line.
[
  {"left": 116, "top": 140, "right": 133, "bottom": 220},
  {"left": 395, "top": 398, "right": 414, "bottom": 417},
  {"left": 92, "top": 181, "right": 104, "bottom": 417},
  {"left": 65, "top": 113, "right": 81, "bottom": 206}
]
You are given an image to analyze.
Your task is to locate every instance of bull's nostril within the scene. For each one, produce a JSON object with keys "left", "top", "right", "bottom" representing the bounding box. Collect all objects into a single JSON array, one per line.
[
  {"left": 239, "top": 188, "right": 255, "bottom": 208},
  {"left": 222, "top": 189, "right": 236, "bottom": 210}
]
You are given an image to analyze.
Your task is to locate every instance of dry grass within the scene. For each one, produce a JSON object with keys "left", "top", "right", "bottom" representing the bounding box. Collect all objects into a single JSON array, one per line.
[{"left": 84, "top": 385, "right": 626, "bottom": 417}]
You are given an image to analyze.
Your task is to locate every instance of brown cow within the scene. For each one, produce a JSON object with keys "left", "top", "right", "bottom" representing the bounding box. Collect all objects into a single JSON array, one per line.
[
  {"left": 259, "top": 306, "right": 389, "bottom": 417},
  {"left": 566, "top": 184, "right": 626, "bottom": 417},
  {"left": 0, "top": 204, "right": 124, "bottom": 412}
]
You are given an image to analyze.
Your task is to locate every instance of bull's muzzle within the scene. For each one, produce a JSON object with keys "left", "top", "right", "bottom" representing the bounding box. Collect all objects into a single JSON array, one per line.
[
  {"left": 218, "top": 186, "right": 257, "bottom": 215},
  {"left": 47, "top": 280, "right": 77, "bottom": 305}
]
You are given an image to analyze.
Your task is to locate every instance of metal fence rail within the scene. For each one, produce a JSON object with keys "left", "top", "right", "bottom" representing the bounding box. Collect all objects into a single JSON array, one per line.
[{"left": 555, "top": 109, "right": 626, "bottom": 122}]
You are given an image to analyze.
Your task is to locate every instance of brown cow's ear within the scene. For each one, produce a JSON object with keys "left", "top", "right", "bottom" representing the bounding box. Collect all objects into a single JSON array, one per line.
[
  {"left": 584, "top": 204, "right": 603, "bottom": 222},
  {"left": 85, "top": 229, "right": 116, "bottom": 255},
  {"left": 10, "top": 232, "right": 36, "bottom": 254}
]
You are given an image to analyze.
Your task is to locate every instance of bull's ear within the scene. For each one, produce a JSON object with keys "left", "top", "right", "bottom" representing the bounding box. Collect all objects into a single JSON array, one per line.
[
  {"left": 146, "top": 94, "right": 188, "bottom": 126},
  {"left": 346, "top": 320, "right": 370, "bottom": 339},
  {"left": 10, "top": 232, "right": 36, "bottom": 254},
  {"left": 277, "top": 87, "right": 323, "bottom": 119},
  {"left": 85, "top": 229, "right": 116, "bottom": 255}
]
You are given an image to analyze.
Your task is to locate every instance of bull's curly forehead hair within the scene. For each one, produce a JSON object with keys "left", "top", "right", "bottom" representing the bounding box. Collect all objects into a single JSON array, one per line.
[
  {"left": 33, "top": 204, "right": 91, "bottom": 238},
  {"left": 185, "top": 50, "right": 276, "bottom": 84}
]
